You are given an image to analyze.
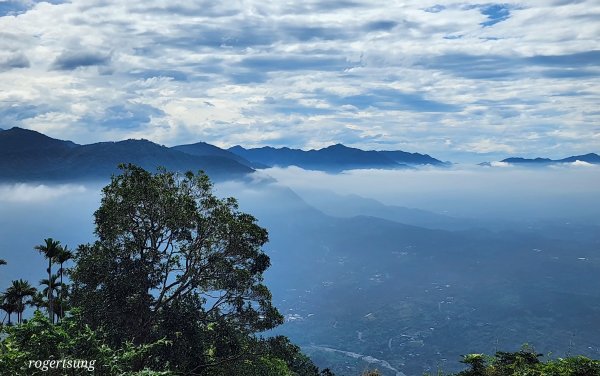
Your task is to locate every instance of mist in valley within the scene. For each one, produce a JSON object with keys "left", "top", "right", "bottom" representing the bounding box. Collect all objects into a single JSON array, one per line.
[
  {"left": 260, "top": 164, "right": 600, "bottom": 222},
  {"left": 1, "top": 165, "right": 600, "bottom": 375}
]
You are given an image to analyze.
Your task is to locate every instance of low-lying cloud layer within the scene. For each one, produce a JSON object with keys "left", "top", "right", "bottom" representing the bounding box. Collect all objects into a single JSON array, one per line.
[
  {"left": 0, "top": 1, "right": 598, "bottom": 161},
  {"left": 1, "top": 166, "right": 598, "bottom": 295},
  {"left": 0, "top": 183, "right": 87, "bottom": 202},
  {"left": 0, "top": 182, "right": 99, "bottom": 287},
  {"left": 260, "top": 165, "right": 600, "bottom": 220}
]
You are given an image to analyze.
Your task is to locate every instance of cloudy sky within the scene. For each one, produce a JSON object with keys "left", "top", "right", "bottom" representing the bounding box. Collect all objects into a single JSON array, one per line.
[{"left": 0, "top": 0, "right": 598, "bottom": 161}]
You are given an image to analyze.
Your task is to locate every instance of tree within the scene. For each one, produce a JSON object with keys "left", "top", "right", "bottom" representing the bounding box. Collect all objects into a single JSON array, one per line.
[
  {"left": 28, "top": 291, "right": 46, "bottom": 311},
  {"left": 39, "top": 274, "right": 61, "bottom": 299},
  {"left": 70, "top": 165, "right": 285, "bottom": 373},
  {"left": 55, "top": 246, "right": 73, "bottom": 320},
  {"left": 0, "top": 259, "right": 6, "bottom": 266},
  {"left": 446, "top": 347, "right": 600, "bottom": 376},
  {"left": 0, "top": 292, "right": 17, "bottom": 325},
  {"left": 34, "top": 238, "right": 61, "bottom": 323},
  {"left": 5, "top": 280, "right": 36, "bottom": 324},
  {"left": 39, "top": 274, "right": 62, "bottom": 323}
]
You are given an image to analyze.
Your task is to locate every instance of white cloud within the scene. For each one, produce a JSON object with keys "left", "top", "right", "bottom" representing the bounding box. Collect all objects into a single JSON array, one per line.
[
  {"left": 570, "top": 160, "right": 594, "bottom": 167},
  {"left": 260, "top": 165, "right": 600, "bottom": 219},
  {"left": 0, "top": 184, "right": 87, "bottom": 203},
  {"left": 461, "top": 139, "right": 516, "bottom": 154},
  {"left": 0, "top": 0, "right": 598, "bottom": 161}
]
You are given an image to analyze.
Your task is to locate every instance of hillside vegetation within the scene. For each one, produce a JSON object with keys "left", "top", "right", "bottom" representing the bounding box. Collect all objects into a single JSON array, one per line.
[{"left": 0, "top": 164, "right": 331, "bottom": 375}]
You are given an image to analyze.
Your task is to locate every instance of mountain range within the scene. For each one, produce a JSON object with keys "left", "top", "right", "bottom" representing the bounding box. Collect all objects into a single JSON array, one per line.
[
  {"left": 218, "top": 182, "right": 600, "bottom": 375},
  {"left": 228, "top": 144, "right": 446, "bottom": 171},
  {"left": 0, "top": 127, "right": 445, "bottom": 181},
  {"left": 502, "top": 153, "right": 600, "bottom": 164},
  {"left": 479, "top": 153, "right": 600, "bottom": 166},
  {"left": 1, "top": 127, "right": 598, "bottom": 182},
  {"left": 0, "top": 127, "right": 253, "bottom": 182}
]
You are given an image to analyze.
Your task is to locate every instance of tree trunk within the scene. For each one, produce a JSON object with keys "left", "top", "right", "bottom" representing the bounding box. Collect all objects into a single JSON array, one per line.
[
  {"left": 48, "top": 259, "right": 54, "bottom": 324},
  {"left": 59, "top": 263, "right": 63, "bottom": 322}
]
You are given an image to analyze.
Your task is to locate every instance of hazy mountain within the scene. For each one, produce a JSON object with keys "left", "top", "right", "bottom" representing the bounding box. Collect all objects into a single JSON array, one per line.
[
  {"left": 227, "top": 144, "right": 441, "bottom": 171},
  {"left": 559, "top": 153, "right": 600, "bottom": 163},
  {"left": 0, "top": 127, "right": 450, "bottom": 181},
  {"left": 219, "top": 181, "right": 600, "bottom": 376},
  {"left": 501, "top": 157, "right": 554, "bottom": 165},
  {"left": 379, "top": 150, "right": 447, "bottom": 166},
  {"left": 0, "top": 127, "right": 79, "bottom": 180},
  {"left": 172, "top": 141, "right": 267, "bottom": 169},
  {"left": 499, "top": 153, "right": 600, "bottom": 165},
  {"left": 0, "top": 127, "right": 253, "bottom": 181},
  {"left": 60, "top": 139, "right": 254, "bottom": 180},
  {"left": 0, "top": 126, "right": 77, "bottom": 154},
  {"left": 292, "top": 188, "right": 481, "bottom": 231}
]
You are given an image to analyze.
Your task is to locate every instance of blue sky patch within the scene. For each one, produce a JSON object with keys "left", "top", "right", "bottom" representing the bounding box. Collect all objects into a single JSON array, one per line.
[
  {"left": 0, "top": 1, "right": 28, "bottom": 16},
  {"left": 0, "top": 0, "right": 67, "bottom": 17},
  {"left": 479, "top": 4, "right": 513, "bottom": 26}
]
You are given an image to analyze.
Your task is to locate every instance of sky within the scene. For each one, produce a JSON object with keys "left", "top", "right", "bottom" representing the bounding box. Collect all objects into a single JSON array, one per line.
[{"left": 0, "top": 0, "right": 598, "bottom": 162}]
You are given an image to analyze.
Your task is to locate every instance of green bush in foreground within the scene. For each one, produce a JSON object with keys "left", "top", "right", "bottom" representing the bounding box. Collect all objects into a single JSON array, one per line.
[
  {"left": 439, "top": 347, "right": 600, "bottom": 376},
  {"left": 0, "top": 310, "right": 173, "bottom": 375}
]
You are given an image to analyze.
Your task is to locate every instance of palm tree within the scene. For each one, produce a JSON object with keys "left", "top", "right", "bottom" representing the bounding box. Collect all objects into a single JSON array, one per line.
[
  {"left": 56, "top": 246, "right": 73, "bottom": 319},
  {"left": 35, "top": 238, "right": 61, "bottom": 323},
  {"left": 40, "top": 274, "right": 61, "bottom": 301},
  {"left": 40, "top": 274, "right": 64, "bottom": 322},
  {"left": 50, "top": 297, "right": 66, "bottom": 324},
  {"left": 6, "top": 279, "right": 37, "bottom": 324},
  {"left": 0, "top": 292, "right": 17, "bottom": 325},
  {"left": 29, "top": 291, "right": 46, "bottom": 311}
]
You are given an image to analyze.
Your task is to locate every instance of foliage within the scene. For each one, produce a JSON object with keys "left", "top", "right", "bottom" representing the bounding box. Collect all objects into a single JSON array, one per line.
[
  {"left": 64, "top": 164, "right": 322, "bottom": 374},
  {"left": 0, "top": 310, "right": 173, "bottom": 376},
  {"left": 5, "top": 279, "right": 36, "bottom": 324},
  {"left": 361, "top": 370, "right": 382, "bottom": 376},
  {"left": 445, "top": 347, "right": 600, "bottom": 376},
  {"left": 1, "top": 165, "right": 327, "bottom": 375},
  {"left": 34, "top": 238, "right": 62, "bottom": 323},
  {"left": 55, "top": 246, "right": 73, "bottom": 320}
]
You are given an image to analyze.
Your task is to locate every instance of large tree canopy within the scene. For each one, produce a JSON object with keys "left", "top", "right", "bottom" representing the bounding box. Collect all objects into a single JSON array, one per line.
[{"left": 70, "top": 164, "right": 286, "bottom": 373}]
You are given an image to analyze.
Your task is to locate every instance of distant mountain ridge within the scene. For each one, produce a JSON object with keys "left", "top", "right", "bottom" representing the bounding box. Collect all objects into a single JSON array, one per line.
[
  {"left": 499, "top": 153, "right": 600, "bottom": 165},
  {"left": 0, "top": 127, "right": 78, "bottom": 154},
  {"left": 228, "top": 144, "right": 446, "bottom": 171},
  {"left": 0, "top": 127, "right": 253, "bottom": 182},
  {"left": 171, "top": 142, "right": 266, "bottom": 169},
  {"left": 10, "top": 127, "right": 597, "bottom": 182},
  {"left": 1, "top": 127, "right": 451, "bottom": 181}
]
